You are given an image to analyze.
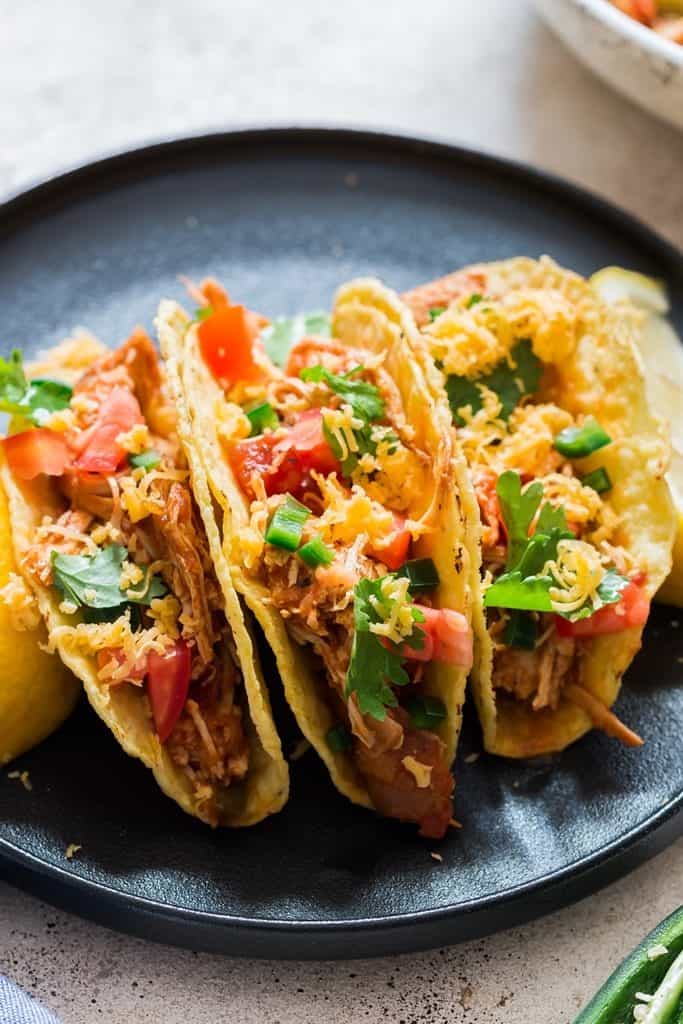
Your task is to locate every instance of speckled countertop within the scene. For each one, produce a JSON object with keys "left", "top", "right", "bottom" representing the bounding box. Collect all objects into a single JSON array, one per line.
[{"left": 1, "top": 2, "right": 682, "bottom": 1022}]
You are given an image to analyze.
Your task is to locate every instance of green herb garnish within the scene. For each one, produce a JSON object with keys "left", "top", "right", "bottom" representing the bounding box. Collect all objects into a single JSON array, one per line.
[
  {"left": 406, "top": 694, "right": 447, "bottom": 730},
  {"left": 298, "top": 535, "right": 335, "bottom": 568},
  {"left": 325, "top": 724, "right": 352, "bottom": 752},
  {"left": 246, "top": 402, "right": 279, "bottom": 437},
  {"left": 129, "top": 449, "right": 161, "bottom": 471},
  {"left": 261, "top": 312, "right": 331, "bottom": 368},
  {"left": 503, "top": 610, "right": 537, "bottom": 649},
  {"left": 345, "top": 577, "right": 423, "bottom": 721},
  {"left": 554, "top": 416, "right": 611, "bottom": 459},
  {"left": 0, "top": 350, "right": 72, "bottom": 425},
  {"left": 396, "top": 557, "right": 440, "bottom": 593},
  {"left": 300, "top": 364, "right": 385, "bottom": 422},
  {"left": 466, "top": 293, "right": 484, "bottom": 308},
  {"left": 52, "top": 545, "right": 166, "bottom": 610},
  {"left": 265, "top": 495, "right": 311, "bottom": 552},
  {"left": 195, "top": 305, "right": 214, "bottom": 322},
  {"left": 428, "top": 307, "right": 446, "bottom": 321},
  {"left": 582, "top": 466, "right": 612, "bottom": 494},
  {"left": 445, "top": 339, "right": 542, "bottom": 425}
]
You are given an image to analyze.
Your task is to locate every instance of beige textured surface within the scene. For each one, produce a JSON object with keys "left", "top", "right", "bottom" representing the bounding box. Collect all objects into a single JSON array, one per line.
[{"left": 1, "top": 0, "right": 682, "bottom": 1021}]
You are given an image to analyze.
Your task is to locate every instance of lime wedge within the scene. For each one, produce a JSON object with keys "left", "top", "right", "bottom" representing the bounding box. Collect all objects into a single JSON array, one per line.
[{"left": 592, "top": 266, "right": 683, "bottom": 606}]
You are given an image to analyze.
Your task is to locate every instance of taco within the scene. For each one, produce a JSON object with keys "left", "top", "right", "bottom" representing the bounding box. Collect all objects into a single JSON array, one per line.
[
  {"left": 157, "top": 278, "right": 480, "bottom": 838},
  {"left": 399, "top": 255, "right": 676, "bottom": 758},
  {"left": 0, "top": 328, "right": 288, "bottom": 825}
]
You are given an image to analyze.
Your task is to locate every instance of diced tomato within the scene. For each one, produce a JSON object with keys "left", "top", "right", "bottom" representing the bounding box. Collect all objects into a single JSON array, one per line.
[
  {"left": 96, "top": 648, "right": 148, "bottom": 685},
  {"left": 230, "top": 409, "right": 340, "bottom": 500},
  {"left": 147, "top": 640, "right": 192, "bottom": 743},
  {"left": 199, "top": 278, "right": 230, "bottom": 310},
  {"left": 555, "top": 582, "right": 650, "bottom": 638},
  {"left": 199, "top": 305, "right": 264, "bottom": 386},
  {"left": 403, "top": 607, "right": 473, "bottom": 669},
  {"left": 74, "top": 386, "right": 143, "bottom": 474},
  {"left": 282, "top": 409, "right": 340, "bottom": 476},
  {"left": 368, "top": 516, "right": 411, "bottom": 571},
  {"left": 2, "top": 428, "right": 71, "bottom": 480}
]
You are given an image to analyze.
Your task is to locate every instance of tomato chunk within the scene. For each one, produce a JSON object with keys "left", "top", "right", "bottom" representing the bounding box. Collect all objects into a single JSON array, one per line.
[
  {"left": 369, "top": 516, "right": 411, "bottom": 571},
  {"left": 74, "top": 387, "right": 143, "bottom": 474},
  {"left": 230, "top": 409, "right": 340, "bottom": 500},
  {"left": 147, "top": 640, "right": 192, "bottom": 743},
  {"left": 555, "top": 582, "right": 650, "bottom": 638},
  {"left": 199, "top": 305, "right": 263, "bottom": 385},
  {"left": 281, "top": 409, "right": 340, "bottom": 476},
  {"left": 402, "top": 607, "right": 473, "bottom": 669},
  {"left": 3, "top": 428, "right": 71, "bottom": 480}
]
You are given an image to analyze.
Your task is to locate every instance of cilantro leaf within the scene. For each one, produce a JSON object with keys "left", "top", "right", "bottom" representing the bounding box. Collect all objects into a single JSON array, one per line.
[
  {"left": 536, "top": 502, "right": 569, "bottom": 535},
  {"left": 466, "top": 293, "right": 484, "bottom": 308},
  {"left": 0, "top": 350, "right": 72, "bottom": 425},
  {"left": 300, "top": 365, "right": 384, "bottom": 422},
  {"left": 52, "top": 545, "right": 166, "bottom": 610},
  {"left": 345, "top": 577, "right": 415, "bottom": 721},
  {"left": 496, "top": 471, "right": 544, "bottom": 570},
  {"left": 445, "top": 339, "right": 542, "bottom": 425},
  {"left": 261, "top": 312, "right": 331, "bottom": 368},
  {"left": 484, "top": 572, "right": 553, "bottom": 613},
  {"left": 428, "top": 307, "right": 446, "bottom": 321}
]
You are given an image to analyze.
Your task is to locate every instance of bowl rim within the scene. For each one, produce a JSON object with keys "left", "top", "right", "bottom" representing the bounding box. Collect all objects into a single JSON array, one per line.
[{"left": 568, "top": 0, "right": 683, "bottom": 66}]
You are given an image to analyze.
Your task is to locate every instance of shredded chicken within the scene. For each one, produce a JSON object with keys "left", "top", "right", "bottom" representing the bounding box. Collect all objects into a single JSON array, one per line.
[{"left": 492, "top": 625, "right": 576, "bottom": 711}]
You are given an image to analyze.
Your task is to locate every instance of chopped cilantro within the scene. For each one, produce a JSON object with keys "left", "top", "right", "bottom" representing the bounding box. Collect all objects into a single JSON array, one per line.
[
  {"left": 195, "top": 305, "right": 214, "bottom": 322},
  {"left": 300, "top": 365, "right": 385, "bottom": 422},
  {"left": 52, "top": 545, "right": 166, "bottom": 610},
  {"left": 445, "top": 339, "right": 542, "bottom": 425},
  {"left": 345, "top": 577, "right": 421, "bottom": 721},
  {"left": 260, "top": 312, "right": 331, "bottom": 368},
  {"left": 428, "top": 307, "right": 446, "bottom": 321},
  {"left": 129, "top": 449, "right": 161, "bottom": 471},
  {"left": 465, "top": 293, "right": 484, "bottom": 308},
  {"left": 0, "top": 349, "right": 72, "bottom": 425},
  {"left": 486, "top": 471, "right": 629, "bottom": 621}
]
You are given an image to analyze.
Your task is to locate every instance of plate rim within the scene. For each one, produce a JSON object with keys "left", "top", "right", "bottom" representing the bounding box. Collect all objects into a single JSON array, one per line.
[{"left": 1, "top": 125, "right": 681, "bottom": 958}]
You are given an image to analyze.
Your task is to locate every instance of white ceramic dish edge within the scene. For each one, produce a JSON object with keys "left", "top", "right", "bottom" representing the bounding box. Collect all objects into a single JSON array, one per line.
[{"left": 535, "top": 0, "right": 683, "bottom": 131}]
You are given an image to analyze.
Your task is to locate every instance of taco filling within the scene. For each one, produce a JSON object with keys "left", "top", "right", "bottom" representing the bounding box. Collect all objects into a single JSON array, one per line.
[
  {"left": 403, "top": 262, "right": 656, "bottom": 748},
  {"left": 1, "top": 332, "right": 254, "bottom": 823},
  {"left": 191, "top": 280, "right": 473, "bottom": 837}
]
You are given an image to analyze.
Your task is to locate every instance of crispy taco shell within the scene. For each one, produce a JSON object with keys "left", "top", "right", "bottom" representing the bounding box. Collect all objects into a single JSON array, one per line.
[
  {"left": 1, "top": 336, "right": 288, "bottom": 825},
  {"left": 157, "top": 281, "right": 481, "bottom": 816},
  {"left": 401, "top": 256, "right": 676, "bottom": 757}
]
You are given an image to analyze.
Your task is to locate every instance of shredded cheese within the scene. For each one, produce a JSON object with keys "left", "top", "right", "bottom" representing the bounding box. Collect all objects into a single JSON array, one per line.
[
  {"left": 116, "top": 422, "right": 151, "bottom": 454},
  {"left": 47, "top": 616, "right": 173, "bottom": 684},
  {"left": 543, "top": 539, "right": 609, "bottom": 614},
  {"left": 119, "top": 561, "right": 144, "bottom": 591},
  {"left": 120, "top": 468, "right": 188, "bottom": 523},
  {"left": 0, "top": 572, "right": 41, "bottom": 631},
  {"left": 147, "top": 595, "right": 182, "bottom": 640},
  {"left": 40, "top": 407, "right": 77, "bottom": 432},
  {"left": 215, "top": 399, "right": 252, "bottom": 445},
  {"left": 368, "top": 576, "right": 418, "bottom": 645},
  {"left": 402, "top": 756, "right": 433, "bottom": 789},
  {"left": 322, "top": 404, "right": 364, "bottom": 462}
]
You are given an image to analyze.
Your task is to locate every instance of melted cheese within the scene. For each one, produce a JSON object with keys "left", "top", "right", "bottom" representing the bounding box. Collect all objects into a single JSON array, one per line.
[{"left": 401, "top": 756, "right": 433, "bottom": 789}]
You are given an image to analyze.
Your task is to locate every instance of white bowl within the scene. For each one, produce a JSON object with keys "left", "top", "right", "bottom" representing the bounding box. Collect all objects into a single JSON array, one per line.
[{"left": 535, "top": 0, "right": 683, "bottom": 130}]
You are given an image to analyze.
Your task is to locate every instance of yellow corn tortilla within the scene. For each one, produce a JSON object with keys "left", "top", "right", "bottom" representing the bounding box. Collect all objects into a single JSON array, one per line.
[
  {"left": 1, "top": 337, "right": 288, "bottom": 826},
  {"left": 157, "top": 281, "right": 482, "bottom": 815},
  {"left": 400, "top": 256, "right": 676, "bottom": 758}
]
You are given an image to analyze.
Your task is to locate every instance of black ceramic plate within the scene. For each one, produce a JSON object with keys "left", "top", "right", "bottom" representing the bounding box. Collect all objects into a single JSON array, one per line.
[{"left": 1, "top": 129, "right": 681, "bottom": 960}]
